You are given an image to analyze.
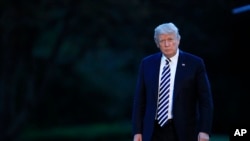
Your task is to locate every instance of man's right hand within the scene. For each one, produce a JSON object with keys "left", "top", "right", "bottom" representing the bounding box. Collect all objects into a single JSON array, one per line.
[{"left": 133, "top": 134, "right": 142, "bottom": 141}]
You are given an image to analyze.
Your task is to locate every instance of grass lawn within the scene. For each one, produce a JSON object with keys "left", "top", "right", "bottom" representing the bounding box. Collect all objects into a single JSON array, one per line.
[{"left": 21, "top": 121, "right": 229, "bottom": 141}]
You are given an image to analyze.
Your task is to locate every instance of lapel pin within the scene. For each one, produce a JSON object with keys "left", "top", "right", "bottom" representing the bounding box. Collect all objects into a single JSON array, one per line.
[{"left": 182, "top": 63, "right": 185, "bottom": 66}]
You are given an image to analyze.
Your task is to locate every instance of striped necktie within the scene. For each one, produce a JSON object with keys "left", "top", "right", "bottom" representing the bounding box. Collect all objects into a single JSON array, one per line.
[{"left": 157, "top": 59, "right": 170, "bottom": 127}]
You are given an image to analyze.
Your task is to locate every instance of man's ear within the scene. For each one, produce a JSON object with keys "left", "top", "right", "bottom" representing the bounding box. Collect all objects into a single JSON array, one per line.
[{"left": 156, "top": 44, "right": 159, "bottom": 48}]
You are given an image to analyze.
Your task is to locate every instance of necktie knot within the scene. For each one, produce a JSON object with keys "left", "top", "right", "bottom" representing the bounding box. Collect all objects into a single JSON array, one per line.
[{"left": 165, "top": 58, "right": 170, "bottom": 65}]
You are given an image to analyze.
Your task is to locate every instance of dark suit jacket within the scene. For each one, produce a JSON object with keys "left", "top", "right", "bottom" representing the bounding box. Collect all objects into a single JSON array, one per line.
[{"left": 132, "top": 50, "right": 213, "bottom": 141}]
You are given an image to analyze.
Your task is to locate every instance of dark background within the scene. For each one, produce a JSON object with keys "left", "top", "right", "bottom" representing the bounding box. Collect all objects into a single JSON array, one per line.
[
  {"left": 0, "top": 0, "right": 249, "bottom": 141},
  {"left": 230, "top": 0, "right": 250, "bottom": 136}
]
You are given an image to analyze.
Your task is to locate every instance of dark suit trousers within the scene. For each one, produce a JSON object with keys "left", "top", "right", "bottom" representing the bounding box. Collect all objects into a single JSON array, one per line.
[{"left": 151, "top": 119, "right": 178, "bottom": 141}]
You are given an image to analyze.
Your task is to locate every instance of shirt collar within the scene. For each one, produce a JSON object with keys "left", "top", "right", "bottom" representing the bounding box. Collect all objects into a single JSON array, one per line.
[{"left": 162, "top": 49, "right": 179, "bottom": 63}]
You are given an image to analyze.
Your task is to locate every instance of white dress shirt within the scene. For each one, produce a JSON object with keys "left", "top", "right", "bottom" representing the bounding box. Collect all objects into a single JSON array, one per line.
[{"left": 157, "top": 49, "right": 179, "bottom": 120}]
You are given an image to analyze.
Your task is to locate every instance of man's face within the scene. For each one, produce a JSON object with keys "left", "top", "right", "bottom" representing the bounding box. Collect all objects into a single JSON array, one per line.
[{"left": 156, "top": 33, "right": 180, "bottom": 58}]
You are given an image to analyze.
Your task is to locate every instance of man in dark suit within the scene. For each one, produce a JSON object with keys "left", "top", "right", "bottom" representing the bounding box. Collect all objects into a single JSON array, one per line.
[{"left": 132, "top": 22, "right": 213, "bottom": 141}]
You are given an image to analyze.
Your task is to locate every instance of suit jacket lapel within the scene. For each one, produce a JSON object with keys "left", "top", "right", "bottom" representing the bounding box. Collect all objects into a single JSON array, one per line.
[
  {"left": 173, "top": 50, "right": 186, "bottom": 102},
  {"left": 152, "top": 53, "right": 162, "bottom": 101}
]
